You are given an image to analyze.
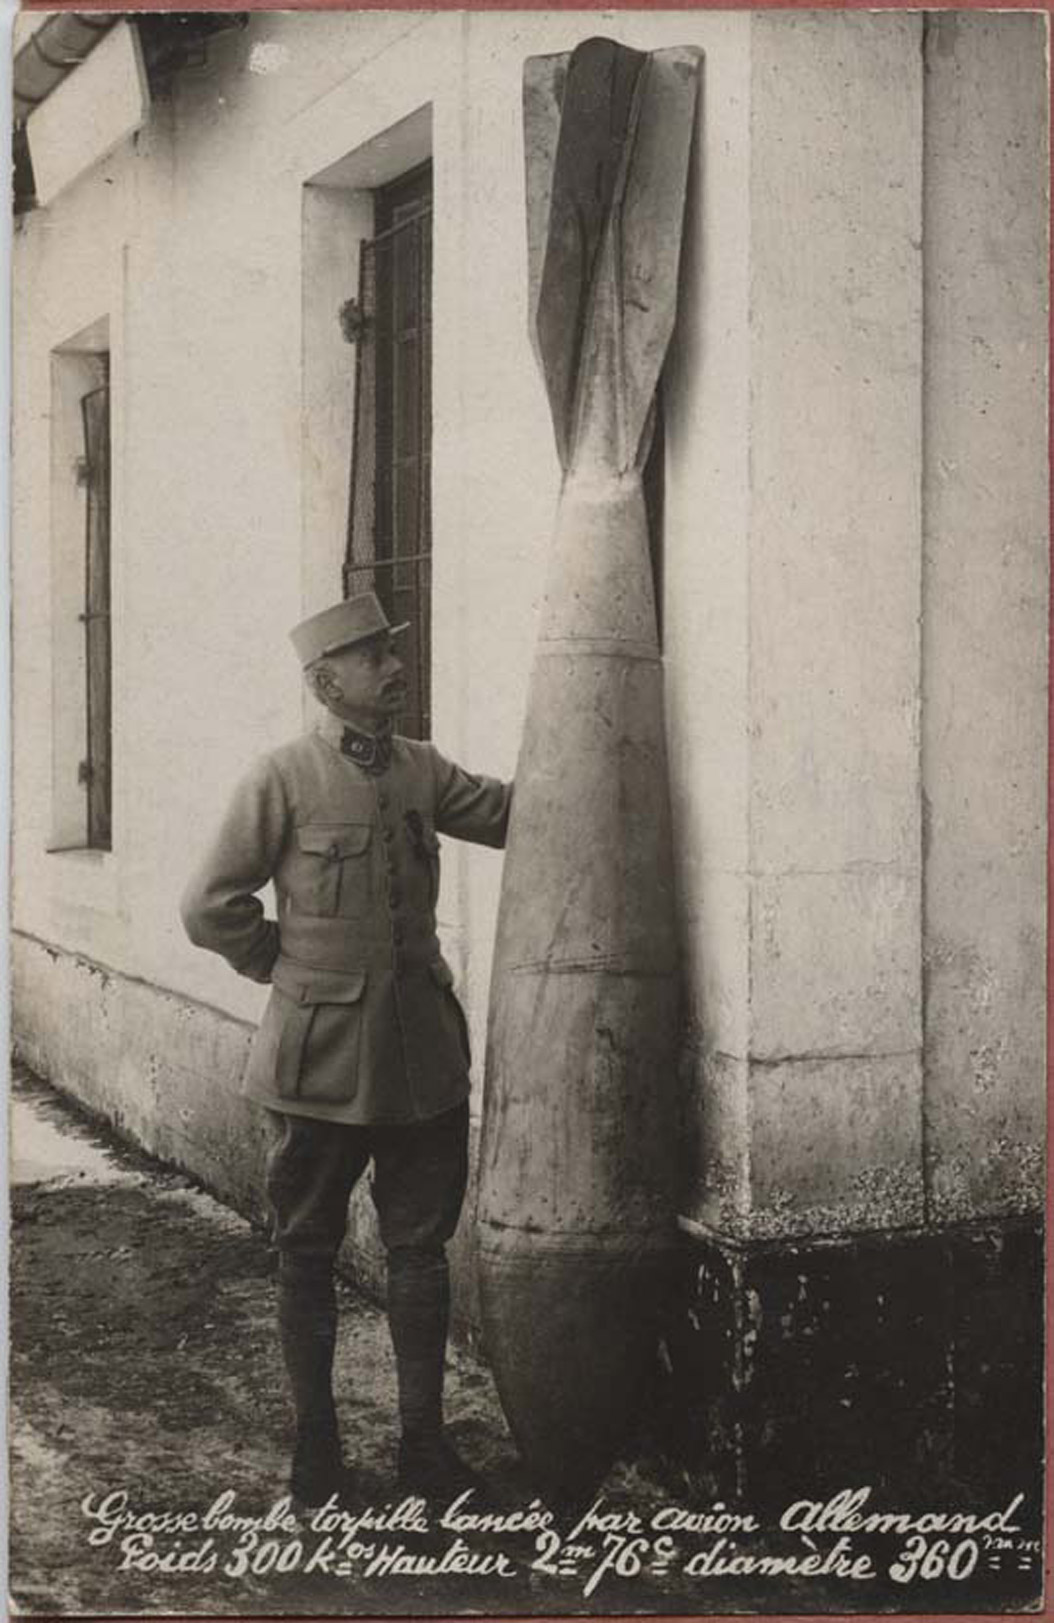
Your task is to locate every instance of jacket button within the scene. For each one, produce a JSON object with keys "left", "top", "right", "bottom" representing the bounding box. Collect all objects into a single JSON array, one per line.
[
  {"left": 382, "top": 825, "right": 394, "bottom": 843},
  {"left": 388, "top": 886, "right": 402, "bottom": 909},
  {"left": 327, "top": 843, "right": 340, "bottom": 859},
  {"left": 378, "top": 791, "right": 390, "bottom": 810}
]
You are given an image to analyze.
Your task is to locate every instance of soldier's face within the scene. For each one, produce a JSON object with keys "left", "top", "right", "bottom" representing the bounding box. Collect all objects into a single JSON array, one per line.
[{"left": 327, "top": 635, "right": 407, "bottom": 724}]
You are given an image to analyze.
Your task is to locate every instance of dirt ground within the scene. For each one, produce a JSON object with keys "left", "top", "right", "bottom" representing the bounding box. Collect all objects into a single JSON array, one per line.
[{"left": 8, "top": 1064, "right": 700, "bottom": 1619}]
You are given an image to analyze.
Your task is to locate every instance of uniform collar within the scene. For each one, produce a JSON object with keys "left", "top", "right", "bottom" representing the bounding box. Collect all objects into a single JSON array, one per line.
[{"left": 317, "top": 709, "right": 394, "bottom": 775}]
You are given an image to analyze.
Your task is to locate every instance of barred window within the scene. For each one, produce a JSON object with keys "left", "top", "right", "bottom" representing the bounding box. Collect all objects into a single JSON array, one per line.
[
  {"left": 48, "top": 327, "right": 113, "bottom": 854},
  {"left": 345, "top": 162, "right": 433, "bottom": 739},
  {"left": 80, "top": 373, "right": 113, "bottom": 848}
]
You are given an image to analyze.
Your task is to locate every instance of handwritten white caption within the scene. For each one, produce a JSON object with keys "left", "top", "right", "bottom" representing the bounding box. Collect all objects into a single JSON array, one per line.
[{"left": 80, "top": 1485, "right": 1032, "bottom": 1598}]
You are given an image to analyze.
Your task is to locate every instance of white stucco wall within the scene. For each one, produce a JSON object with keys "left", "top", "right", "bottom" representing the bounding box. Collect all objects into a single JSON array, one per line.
[
  {"left": 678, "top": 9, "right": 1047, "bottom": 1241},
  {"left": 11, "top": 8, "right": 755, "bottom": 1169},
  {"left": 12, "top": 10, "right": 1047, "bottom": 1254},
  {"left": 921, "top": 12, "right": 1049, "bottom": 1222}
]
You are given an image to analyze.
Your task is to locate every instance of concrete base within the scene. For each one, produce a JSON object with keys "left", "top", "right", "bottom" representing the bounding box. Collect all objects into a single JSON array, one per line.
[{"left": 655, "top": 1219, "right": 1043, "bottom": 1533}]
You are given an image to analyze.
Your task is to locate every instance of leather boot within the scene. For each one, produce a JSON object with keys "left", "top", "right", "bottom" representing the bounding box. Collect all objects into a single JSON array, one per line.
[
  {"left": 277, "top": 1253, "right": 347, "bottom": 1506},
  {"left": 387, "top": 1246, "right": 481, "bottom": 1500}
]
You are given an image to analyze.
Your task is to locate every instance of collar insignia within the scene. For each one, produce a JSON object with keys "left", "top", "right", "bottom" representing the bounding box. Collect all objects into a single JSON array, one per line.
[{"left": 340, "top": 723, "right": 393, "bottom": 775}]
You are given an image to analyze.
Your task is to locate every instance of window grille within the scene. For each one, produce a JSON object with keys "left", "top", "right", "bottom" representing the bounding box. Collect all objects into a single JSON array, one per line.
[
  {"left": 345, "top": 164, "right": 433, "bottom": 739},
  {"left": 80, "top": 376, "right": 112, "bottom": 848}
]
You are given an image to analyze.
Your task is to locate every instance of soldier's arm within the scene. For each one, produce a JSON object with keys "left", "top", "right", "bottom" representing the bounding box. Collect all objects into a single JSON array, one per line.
[
  {"left": 179, "top": 755, "right": 289, "bottom": 983},
  {"left": 431, "top": 748, "right": 512, "bottom": 848}
]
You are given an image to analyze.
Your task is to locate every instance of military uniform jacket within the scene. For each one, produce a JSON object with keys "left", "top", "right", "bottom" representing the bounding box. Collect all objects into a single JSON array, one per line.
[{"left": 180, "top": 711, "right": 511, "bottom": 1124}]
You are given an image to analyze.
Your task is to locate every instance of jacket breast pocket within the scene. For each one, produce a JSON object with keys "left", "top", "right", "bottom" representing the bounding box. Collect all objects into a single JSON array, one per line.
[
  {"left": 274, "top": 966, "right": 368, "bottom": 1104},
  {"left": 294, "top": 823, "right": 372, "bottom": 918}
]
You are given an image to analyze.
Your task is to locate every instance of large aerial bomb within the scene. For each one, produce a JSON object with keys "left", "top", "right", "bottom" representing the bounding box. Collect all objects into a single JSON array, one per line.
[{"left": 479, "top": 36, "right": 701, "bottom": 1505}]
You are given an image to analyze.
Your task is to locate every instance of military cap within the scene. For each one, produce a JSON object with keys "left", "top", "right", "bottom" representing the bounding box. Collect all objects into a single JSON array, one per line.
[{"left": 290, "top": 592, "right": 409, "bottom": 667}]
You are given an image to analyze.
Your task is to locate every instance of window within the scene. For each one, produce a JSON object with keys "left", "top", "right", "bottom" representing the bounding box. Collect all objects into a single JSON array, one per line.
[
  {"left": 49, "top": 326, "right": 112, "bottom": 852},
  {"left": 80, "top": 369, "right": 113, "bottom": 847},
  {"left": 345, "top": 162, "right": 433, "bottom": 739}
]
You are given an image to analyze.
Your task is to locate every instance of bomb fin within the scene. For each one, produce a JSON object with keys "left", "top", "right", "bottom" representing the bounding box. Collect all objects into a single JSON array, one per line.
[{"left": 525, "top": 39, "right": 702, "bottom": 475}]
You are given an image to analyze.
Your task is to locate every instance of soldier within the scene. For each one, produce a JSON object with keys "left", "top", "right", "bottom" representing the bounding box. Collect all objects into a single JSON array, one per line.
[{"left": 180, "top": 592, "right": 511, "bottom": 1511}]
